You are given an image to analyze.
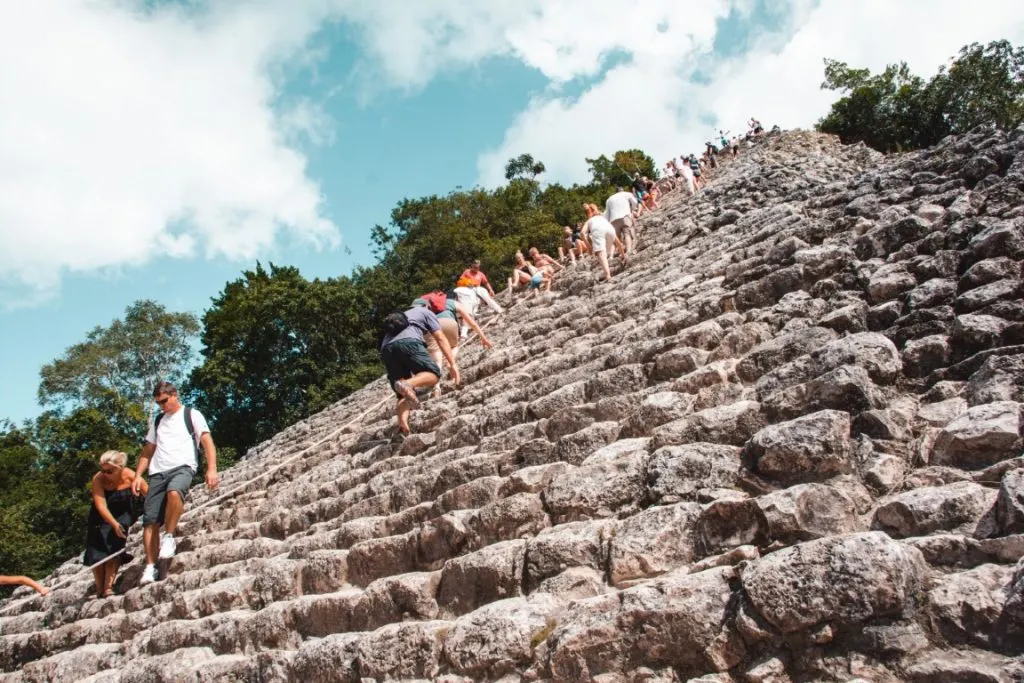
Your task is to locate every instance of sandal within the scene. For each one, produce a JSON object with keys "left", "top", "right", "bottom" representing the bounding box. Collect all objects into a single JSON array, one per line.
[{"left": 394, "top": 380, "right": 420, "bottom": 407}]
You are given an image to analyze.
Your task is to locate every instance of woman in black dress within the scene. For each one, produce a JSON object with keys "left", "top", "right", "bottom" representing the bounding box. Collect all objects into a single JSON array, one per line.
[{"left": 85, "top": 451, "right": 146, "bottom": 597}]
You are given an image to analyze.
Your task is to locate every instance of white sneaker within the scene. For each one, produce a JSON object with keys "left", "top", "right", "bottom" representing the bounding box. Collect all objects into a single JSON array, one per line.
[
  {"left": 158, "top": 533, "right": 177, "bottom": 560},
  {"left": 140, "top": 564, "right": 157, "bottom": 586}
]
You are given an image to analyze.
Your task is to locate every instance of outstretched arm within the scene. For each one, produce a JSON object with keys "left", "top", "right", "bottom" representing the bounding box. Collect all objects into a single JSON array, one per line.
[
  {"left": 0, "top": 575, "right": 48, "bottom": 595},
  {"left": 544, "top": 255, "right": 564, "bottom": 272}
]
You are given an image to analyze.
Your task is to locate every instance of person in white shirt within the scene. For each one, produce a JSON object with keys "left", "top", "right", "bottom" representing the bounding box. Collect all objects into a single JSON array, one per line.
[
  {"left": 131, "top": 381, "right": 218, "bottom": 585},
  {"left": 582, "top": 203, "right": 627, "bottom": 281},
  {"left": 677, "top": 157, "right": 696, "bottom": 196},
  {"left": 604, "top": 188, "right": 639, "bottom": 255}
]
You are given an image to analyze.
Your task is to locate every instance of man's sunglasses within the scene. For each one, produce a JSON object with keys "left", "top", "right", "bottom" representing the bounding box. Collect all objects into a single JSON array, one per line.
[{"left": 156, "top": 397, "right": 170, "bottom": 406}]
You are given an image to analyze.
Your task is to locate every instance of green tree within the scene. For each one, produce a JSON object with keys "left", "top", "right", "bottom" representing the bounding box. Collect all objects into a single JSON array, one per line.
[
  {"left": 936, "top": 40, "right": 1024, "bottom": 133},
  {"left": 817, "top": 39, "right": 1024, "bottom": 152},
  {"left": 816, "top": 59, "right": 933, "bottom": 152},
  {"left": 189, "top": 263, "right": 380, "bottom": 454},
  {"left": 0, "top": 397, "right": 144, "bottom": 582},
  {"left": 503, "top": 153, "right": 546, "bottom": 181},
  {"left": 585, "top": 150, "right": 658, "bottom": 187},
  {"left": 38, "top": 300, "right": 200, "bottom": 411}
]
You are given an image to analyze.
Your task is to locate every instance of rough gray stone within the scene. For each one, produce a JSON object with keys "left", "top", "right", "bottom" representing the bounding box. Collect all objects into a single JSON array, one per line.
[
  {"left": 608, "top": 503, "right": 702, "bottom": 584},
  {"left": 544, "top": 439, "right": 649, "bottom": 522},
  {"left": 745, "top": 410, "right": 853, "bottom": 483},
  {"left": 742, "top": 532, "right": 926, "bottom": 633},
  {"left": 652, "top": 400, "right": 765, "bottom": 449},
  {"left": 443, "top": 595, "right": 561, "bottom": 678},
  {"left": 996, "top": 468, "right": 1024, "bottom": 535},
  {"left": 646, "top": 443, "right": 741, "bottom": 504},
  {"left": 756, "top": 484, "right": 861, "bottom": 544},
  {"left": 931, "top": 401, "right": 1023, "bottom": 470},
  {"left": 872, "top": 482, "right": 998, "bottom": 538}
]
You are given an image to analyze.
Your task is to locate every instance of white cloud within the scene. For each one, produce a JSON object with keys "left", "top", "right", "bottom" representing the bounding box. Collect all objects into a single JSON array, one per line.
[
  {"left": 475, "top": 0, "right": 1024, "bottom": 187},
  {"left": 0, "top": 0, "right": 339, "bottom": 308},
  {"left": 4, "top": 0, "right": 1023, "bottom": 308}
]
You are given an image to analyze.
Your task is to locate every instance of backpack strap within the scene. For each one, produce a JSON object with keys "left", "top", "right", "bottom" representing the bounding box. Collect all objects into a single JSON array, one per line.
[{"left": 183, "top": 406, "right": 200, "bottom": 464}]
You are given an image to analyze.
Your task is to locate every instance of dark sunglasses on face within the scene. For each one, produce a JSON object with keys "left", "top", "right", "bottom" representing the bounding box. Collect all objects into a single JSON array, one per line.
[{"left": 156, "top": 397, "right": 170, "bottom": 406}]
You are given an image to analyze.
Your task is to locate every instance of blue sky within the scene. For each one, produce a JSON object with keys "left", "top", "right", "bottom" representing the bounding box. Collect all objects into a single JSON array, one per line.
[{"left": 2, "top": 0, "right": 1022, "bottom": 424}]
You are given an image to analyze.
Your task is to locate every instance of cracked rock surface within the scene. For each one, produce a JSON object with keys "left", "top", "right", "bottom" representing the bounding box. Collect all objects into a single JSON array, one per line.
[{"left": 3, "top": 127, "right": 1024, "bottom": 682}]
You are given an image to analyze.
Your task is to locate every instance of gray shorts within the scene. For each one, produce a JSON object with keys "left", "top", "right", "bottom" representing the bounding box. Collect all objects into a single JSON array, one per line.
[
  {"left": 143, "top": 465, "right": 193, "bottom": 525},
  {"left": 611, "top": 216, "right": 635, "bottom": 241}
]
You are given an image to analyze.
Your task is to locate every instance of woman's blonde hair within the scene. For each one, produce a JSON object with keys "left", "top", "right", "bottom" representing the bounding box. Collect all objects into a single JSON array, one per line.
[{"left": 98, "top": 451, "right": 127, "bottom": 468}]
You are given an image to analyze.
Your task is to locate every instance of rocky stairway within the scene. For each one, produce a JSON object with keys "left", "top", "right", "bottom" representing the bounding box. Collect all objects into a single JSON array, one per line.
[{"left": 2, "top": 127, "right": 1024, "bottom": 682}]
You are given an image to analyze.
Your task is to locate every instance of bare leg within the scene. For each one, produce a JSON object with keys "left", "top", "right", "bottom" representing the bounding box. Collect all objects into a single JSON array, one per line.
[
  {"left": 597, "top": 251, "right": 612, "bottom": 280},
  {"left": 163, "top": 491, "right": 184, "bottom": 536},
  {"left": 92, "top": 567, "right": 105, "bottom": 596},
  {"left": 476, "top": 288, "right": 502, "bottom": 314},
  {"left": 396, "top": 371, "right": 439, "bottom": 432},
  {"left": 103, "top": 561, "right": 119, "bottom": 595},
  {"left": 143, "top": 524, "right": 159, "bottom": 565}
]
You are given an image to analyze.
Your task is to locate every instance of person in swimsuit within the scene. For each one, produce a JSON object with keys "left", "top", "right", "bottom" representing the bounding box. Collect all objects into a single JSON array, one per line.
[
  {"left": 86, "top": 450, "right": 147, "bottom": 597},
  {"left": 559, "top": 225, "right": 589, "bottom": 263},
  {"left": 641, "top": 176, "right": 660, "bottom": 211},
  {"left": 529, "top": 247, "right": 563, "bottom": 274},
  {"left": 508, "top": 251, "right": 551, "bottom": 295}
]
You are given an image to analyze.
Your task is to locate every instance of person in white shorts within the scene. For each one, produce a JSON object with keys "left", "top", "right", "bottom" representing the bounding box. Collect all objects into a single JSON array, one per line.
[
  {"left": 582, "top": 203, "right": 627, "bottom": 281},
  {"left": 604, "top": 188, "right": 640, "bottom": 255}
]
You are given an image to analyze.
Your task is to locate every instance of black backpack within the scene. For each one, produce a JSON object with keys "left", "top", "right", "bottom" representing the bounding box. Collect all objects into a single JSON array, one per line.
[{"left": 382, "top": 311, "right": 410, "bottom": 337}]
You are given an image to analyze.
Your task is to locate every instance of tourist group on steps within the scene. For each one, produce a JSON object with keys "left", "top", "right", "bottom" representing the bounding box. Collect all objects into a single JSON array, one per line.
[{"left": 1, "top": 118, "right": 766, "bottom": 601}]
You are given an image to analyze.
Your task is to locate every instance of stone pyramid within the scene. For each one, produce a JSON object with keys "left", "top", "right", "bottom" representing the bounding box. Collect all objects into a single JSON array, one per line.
[{"left": 2, "top": 127, "right": 1023, "bottom": 682}]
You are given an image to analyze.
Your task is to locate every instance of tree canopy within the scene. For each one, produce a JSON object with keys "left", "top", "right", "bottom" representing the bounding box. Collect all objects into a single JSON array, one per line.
[
  {"left": 504, "top": 153, "right": 547, "bottom": 181},
  {"left": 586, "top": 150, "right": 658, "bottom": 188},
  {"left": 817, "top": 40, "right": 1024, "bottom": 152},
  {"left": 38, "top": 300, "right": 199, "bottom": 411}
]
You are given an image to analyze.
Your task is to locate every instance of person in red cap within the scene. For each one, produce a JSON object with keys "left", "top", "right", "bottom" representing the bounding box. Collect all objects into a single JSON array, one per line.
[{"left": 412, "top": 291, "right": 491, "bottom": 397}]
